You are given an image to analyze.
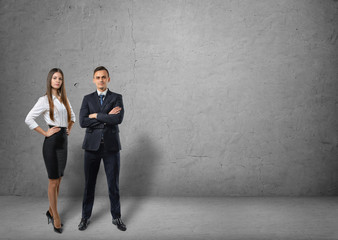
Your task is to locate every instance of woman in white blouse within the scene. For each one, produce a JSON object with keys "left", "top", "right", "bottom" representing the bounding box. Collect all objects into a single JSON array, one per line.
[{"left": 25, "top": 68, "right": 75, "bottom": 234}]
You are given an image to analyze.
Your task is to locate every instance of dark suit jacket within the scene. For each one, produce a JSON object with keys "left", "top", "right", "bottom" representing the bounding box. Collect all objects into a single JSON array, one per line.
[{"left": 80, "top": 89, "right": 124, "bottom": 151}]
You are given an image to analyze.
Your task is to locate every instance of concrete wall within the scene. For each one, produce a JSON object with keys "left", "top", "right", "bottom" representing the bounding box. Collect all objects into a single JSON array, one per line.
[{"left": 0, "top": 0, "right": 338, "bottom": 197}]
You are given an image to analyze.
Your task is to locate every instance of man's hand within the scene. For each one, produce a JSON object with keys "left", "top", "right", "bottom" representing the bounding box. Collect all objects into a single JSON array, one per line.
[
  {"left": 88, "top": 107, "right": 120, "bottom": 119},
  {"left": 109, "top": 106, "right": 121, "bottom": 115},
  {"left": 89, "top": 113, "right": 98, "bottom": 119}
]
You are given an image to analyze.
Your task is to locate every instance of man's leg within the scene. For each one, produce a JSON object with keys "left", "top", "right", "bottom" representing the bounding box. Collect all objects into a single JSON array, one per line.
[
  {"left": 82, "top": 149, "right": 101, "bottom": 220},
  {"left": 102, "top": 150, "right": 121, "bottom": 219}
]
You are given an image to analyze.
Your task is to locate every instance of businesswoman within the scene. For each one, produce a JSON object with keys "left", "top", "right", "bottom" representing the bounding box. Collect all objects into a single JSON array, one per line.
[{"left": 25, "top": 68, "right": 75, "bottom": 234}]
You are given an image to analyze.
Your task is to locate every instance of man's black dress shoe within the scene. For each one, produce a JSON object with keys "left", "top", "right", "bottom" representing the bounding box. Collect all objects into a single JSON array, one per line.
[
  {"left": 112, "top": 218, "right": 127, "bottom": 231},
  {"left": 78, "top": 218, "right": 90, "bottom": 231}
]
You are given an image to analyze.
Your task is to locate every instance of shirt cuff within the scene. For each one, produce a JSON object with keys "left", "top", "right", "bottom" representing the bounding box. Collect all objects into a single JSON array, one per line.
[{"left": 28, "top": 122, "right": 39, "bottom": 130}]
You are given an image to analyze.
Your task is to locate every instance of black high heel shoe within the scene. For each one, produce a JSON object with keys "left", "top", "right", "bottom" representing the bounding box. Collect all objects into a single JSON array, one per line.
[
  {"left": 46, "top": 210, "right": 53, "bottom": 224},
  {"left": 46, "top": 210, "right": 63, "bottom": 233},
  {"left": 46, "top": 211, "right": 64, "bottom": 226},
  {"left": 51, "top": 219, "right": 63, "bottom": 234}
]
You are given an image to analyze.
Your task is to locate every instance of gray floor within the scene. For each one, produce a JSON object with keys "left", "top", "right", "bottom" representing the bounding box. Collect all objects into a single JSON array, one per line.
[{"left": 0, "top": 196, "right": 337, "bottom": 240}]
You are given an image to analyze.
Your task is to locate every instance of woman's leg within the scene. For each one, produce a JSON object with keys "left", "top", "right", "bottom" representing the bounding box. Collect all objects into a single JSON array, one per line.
[
  {"left": 48, "top": 177, "right": 62, "bottom": 217},
  {"left": 57, "top": 177, "right": 62, "bottom": 196},
  {"left": 48, "top": 178, "right": 61, "bottom": 228}
]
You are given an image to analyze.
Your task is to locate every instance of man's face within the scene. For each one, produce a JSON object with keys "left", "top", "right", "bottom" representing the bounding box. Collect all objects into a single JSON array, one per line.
[{"left": 93, "top": 70, "right": 110, "bottom": 92}]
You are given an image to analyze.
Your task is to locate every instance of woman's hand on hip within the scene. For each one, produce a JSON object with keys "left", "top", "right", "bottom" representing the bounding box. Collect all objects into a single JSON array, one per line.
[
  {"left": 45, "top": 127, "right": 60, "bottom": 137},
  {"left": 67, "top": 121, "right": 74, "bottom": 135}
]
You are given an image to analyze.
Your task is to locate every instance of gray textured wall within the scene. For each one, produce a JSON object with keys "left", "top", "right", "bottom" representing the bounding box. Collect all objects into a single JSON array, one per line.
[{"left": 0, "top": 0, "right": 338, "bottom": 197}]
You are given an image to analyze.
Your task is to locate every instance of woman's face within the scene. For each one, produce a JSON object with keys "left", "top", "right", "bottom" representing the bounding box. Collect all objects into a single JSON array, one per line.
[{"left": 51, "top": 72, "right": 63, "bottom": 90}]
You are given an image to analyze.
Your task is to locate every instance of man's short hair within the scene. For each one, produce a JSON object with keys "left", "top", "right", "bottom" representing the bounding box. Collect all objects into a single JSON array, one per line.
[{"left": 94, "top": 66, "right": 109, "bottom": 77}]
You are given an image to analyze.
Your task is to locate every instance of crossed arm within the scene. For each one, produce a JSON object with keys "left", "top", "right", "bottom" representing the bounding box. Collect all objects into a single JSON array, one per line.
[
  {"left": 89, "top": 107, "right": 121, "bottom": 120},
  {"left": 79, "top": 95, "right": 124, "bottom": 128}
]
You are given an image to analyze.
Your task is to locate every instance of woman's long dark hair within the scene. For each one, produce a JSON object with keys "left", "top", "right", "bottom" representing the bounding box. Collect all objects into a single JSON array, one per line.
[{"left": 46, "top": 68, "right": 71, "bottom": 123}]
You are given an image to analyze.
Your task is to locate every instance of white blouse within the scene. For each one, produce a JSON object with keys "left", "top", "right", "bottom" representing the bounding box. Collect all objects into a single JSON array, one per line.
[{"left": 25, "top": 95, "right": 76, "bottom": 130}]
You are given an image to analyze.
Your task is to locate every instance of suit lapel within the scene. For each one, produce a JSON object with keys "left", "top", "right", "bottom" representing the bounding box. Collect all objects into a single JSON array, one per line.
[{"left": 91, "top": 91, "right": 101, "bottom": 112}]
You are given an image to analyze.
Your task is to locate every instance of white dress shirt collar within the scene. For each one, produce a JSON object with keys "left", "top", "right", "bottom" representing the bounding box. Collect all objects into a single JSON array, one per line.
[
  {"left": 52, "top": 94, "right": 61, "bottom": 101},
  {"left": 97, "top": 89, "right": 108, "bottom": 96}
]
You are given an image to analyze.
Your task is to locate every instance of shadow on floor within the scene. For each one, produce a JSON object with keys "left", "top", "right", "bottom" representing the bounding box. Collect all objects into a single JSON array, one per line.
[{"left": 120, "top": 134, "right": 161, "bottom": 223}]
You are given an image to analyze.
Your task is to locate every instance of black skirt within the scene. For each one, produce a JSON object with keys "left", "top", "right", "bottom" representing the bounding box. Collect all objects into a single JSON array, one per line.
[{"left": 42, "top": 126, "right": 68, "bottom": 179}]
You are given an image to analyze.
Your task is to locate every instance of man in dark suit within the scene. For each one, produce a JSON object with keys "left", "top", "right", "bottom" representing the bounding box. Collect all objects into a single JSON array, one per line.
[{"left": 78, "top": 66, "right": 126, "bottom": 231}]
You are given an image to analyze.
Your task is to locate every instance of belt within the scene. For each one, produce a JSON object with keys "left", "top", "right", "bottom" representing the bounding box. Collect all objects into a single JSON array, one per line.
[{"left": 48, "top": 125, "right": 67, "bottom": 131}]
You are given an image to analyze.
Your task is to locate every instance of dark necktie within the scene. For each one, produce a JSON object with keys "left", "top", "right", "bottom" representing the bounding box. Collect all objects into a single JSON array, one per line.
[
  {"left": 99, "top": 95, "right": 104, "bottom": 105},
  {"left": 99, "top": 95, "right": 105, "bottom": 141}
]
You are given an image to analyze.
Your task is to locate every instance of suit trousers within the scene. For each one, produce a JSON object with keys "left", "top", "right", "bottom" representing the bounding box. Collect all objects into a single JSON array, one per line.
[{"left": 82, "top": 143, "right": 121, "bottom": 220}]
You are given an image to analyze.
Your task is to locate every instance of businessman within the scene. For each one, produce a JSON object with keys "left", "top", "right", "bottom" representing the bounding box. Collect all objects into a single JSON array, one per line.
[{"left": 78, "top": 66, "right": 126, "bottom": 231}]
